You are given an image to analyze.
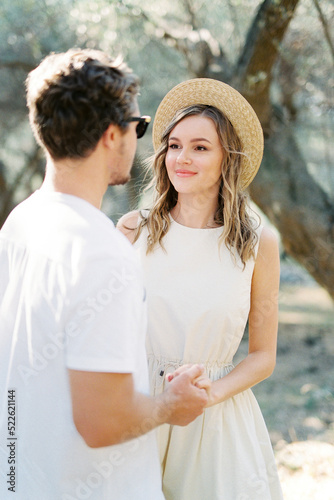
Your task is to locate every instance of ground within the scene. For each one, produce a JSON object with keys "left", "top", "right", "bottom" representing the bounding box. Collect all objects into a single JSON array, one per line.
[{"left": 236, "top": 259, "right": 334, "bottom": 499}]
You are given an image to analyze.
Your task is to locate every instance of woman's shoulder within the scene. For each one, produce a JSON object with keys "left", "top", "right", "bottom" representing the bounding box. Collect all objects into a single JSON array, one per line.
[
  {"left": 116, "top": 210, "right": 141, "bottom": 244},
  {"left": 257, "top": 226, "right": 279, "bottom": 251},
  {"left": 116, "top": 209, "right": 149, "bottom": 244},
  {"left": 254, "top": 225, "right": 280, "bottom": 274}
]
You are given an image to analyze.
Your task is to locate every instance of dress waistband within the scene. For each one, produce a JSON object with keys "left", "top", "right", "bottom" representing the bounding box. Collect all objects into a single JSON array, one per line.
[{"left": 147, "top": 355, "right": 234, "bottom": 393}]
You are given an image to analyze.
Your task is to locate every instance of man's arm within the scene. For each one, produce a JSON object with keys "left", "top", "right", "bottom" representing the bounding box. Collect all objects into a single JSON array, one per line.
[{"left": 69, "top": 364, "right": 208, "bottom": 448}]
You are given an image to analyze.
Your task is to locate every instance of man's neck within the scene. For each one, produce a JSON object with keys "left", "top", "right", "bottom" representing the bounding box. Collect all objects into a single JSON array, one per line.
[{"left": 41, "top": 154, "right": 106, "bottom": 209}]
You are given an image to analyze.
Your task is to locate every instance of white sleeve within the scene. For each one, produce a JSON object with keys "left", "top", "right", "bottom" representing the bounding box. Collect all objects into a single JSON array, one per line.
[{"left": 64, "top": 255, "right": 145, "bottom": 373}]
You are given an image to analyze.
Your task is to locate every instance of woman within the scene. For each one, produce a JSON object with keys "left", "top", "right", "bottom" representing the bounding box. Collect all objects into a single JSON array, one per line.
[{"left": 118, "top": 79, "right": 283, "bottom": 500}]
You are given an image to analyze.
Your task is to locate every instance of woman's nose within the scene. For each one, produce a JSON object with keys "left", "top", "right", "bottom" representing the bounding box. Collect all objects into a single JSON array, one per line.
[{"left": 176, "top": 148, "right": 191, "bottom": 164}]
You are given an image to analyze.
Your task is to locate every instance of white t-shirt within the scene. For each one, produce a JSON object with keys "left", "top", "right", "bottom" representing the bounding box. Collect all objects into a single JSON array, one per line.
[{"left": 0, "top": 191, "right": 164, "bottom": 500}]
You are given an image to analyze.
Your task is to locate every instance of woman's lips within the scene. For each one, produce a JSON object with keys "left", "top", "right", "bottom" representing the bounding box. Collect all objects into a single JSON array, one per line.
[{"left": 175, "top": 169, "right": 197, "bottom": 177}]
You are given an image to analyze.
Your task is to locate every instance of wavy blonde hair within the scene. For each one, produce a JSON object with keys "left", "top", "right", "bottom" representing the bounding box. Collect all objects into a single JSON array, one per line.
[{"left": 134, "top": 104, "right": 259, "bottom": 266}]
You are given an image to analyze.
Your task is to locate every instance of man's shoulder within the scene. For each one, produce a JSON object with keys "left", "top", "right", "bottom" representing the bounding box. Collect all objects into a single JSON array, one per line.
[{"left": 1, "top": 191, "right": 136, "bottom": 269}]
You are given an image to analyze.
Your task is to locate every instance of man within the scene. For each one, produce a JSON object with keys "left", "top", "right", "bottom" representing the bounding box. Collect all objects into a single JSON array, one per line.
[{"left": 0, "top": 49, "right": 208, "bottom": 499}]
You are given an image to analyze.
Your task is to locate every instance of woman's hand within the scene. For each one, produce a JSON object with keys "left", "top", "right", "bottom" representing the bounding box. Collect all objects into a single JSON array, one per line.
[{"left": 166, "top": 364, "right": 214, "bottom": 407}]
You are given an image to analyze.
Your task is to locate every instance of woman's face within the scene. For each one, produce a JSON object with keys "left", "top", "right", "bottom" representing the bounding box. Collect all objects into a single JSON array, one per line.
[{"left": 165, "top": 115, "right": 224, "bottom": 199}]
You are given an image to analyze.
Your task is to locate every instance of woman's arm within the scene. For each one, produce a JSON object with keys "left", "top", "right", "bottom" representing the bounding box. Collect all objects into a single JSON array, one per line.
[
  {"left": 195, "top": 226, "right": 280, "bottom": 406},
  {"left": 116, "top": 210, "right": 140, "bottom": 244}
]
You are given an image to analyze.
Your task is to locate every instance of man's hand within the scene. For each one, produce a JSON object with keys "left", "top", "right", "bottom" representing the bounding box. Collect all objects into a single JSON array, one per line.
[
  {"left": 69, "top": 365, "right": 211, "bottom": 448},
  {"left": 157, "top": 364, "right": 210, "bottom": 426}
]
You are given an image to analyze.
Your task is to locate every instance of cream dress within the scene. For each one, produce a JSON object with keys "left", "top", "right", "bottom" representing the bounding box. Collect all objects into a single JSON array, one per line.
[{"left": 134, "top": 214, "right": 283, "bottom": 500}]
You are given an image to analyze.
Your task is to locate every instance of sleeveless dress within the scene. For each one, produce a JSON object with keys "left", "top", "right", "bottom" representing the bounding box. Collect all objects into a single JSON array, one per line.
[{"left": 134, "top": 215, "right": 283, "bottom": 500}]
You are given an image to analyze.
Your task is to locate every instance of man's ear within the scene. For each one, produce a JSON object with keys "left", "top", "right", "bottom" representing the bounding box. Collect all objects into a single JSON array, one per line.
[{"left": 102, "top": 123, "right": 122, "bottom": 151}]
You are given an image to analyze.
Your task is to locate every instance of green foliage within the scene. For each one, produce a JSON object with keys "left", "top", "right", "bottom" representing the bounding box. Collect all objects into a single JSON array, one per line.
[
  {"left": 0, "top": 0, "right": 333, "bottom": 223},
  {"left": 0, "top": 0, "right": 77, "bottom": 134}
]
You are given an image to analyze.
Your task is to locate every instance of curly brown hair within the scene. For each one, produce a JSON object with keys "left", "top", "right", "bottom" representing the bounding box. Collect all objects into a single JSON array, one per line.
[
  {"left": 26, "top": 48, "right": 139, "bottom": 159},
  {"left": 135, "top": 105, "right": 259, "bottom": 266}
]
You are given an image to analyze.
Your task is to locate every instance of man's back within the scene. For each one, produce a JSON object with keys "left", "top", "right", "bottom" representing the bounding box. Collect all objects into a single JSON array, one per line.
[
  {"left": 0, "top": 48, "right": 209, "bottom": 498},
  {"left": 0, "top": 190, "right": 163, "bottom": 499}
]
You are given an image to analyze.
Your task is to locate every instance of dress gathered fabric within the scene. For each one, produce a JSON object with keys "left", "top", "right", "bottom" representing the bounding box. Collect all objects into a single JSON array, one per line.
[{"left": 134, "top": 214, "right": 283, "bottom": 500}]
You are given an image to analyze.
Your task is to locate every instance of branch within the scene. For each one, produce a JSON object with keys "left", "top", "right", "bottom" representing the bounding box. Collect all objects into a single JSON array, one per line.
[
  {"left": 226, "top": 0, "right": 242, "bottom": 54},
  {"left": 0, "top": 59, "right": 35, "bottom": 72},
  {"left": 234, "top": 0, "right": 300, "bottom": 132},
  {"left": 117, "top": 1, "right": 165, "bottom": 32},
  {"left": 121, "top": 0, "right": 229, "bottom": 78},
  {"left": 182, "top": 0, "right": 200, "bottom": 30},
  {"left": 312, "top": 0, "right": 334, "bottom": 65}
]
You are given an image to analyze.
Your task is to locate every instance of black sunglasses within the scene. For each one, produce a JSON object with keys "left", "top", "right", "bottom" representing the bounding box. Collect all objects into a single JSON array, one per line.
[{"left": 127, "top": 115, "right": 151, "bottom": 139}]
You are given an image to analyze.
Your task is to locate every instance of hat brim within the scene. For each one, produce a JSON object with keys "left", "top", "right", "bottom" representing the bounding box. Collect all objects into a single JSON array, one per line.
[{"left": 152, "top": 78, "right": 264, "bottom": 189}]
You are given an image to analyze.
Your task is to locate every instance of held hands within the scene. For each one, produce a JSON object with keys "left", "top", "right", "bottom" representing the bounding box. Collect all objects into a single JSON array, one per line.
[
  {"left": 167, "top": 364, "right": 215, "bottom": 407},
  {"left": 159, "top": 364, "right": 212, "bottom": 427}
]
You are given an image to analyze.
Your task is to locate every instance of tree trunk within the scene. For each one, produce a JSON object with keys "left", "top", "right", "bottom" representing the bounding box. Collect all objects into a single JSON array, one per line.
[
  {"left": 231, "top": 0, "right": 334, "bottom": 300},
  {"left": 234, "top": 0, "right": 300, "bottom": 133},
  {"left": 249, "top": 118, "right": 334, "bottom": 300},
  {"left": 162, "top": 0, "right": 334, "bottom": 300}
]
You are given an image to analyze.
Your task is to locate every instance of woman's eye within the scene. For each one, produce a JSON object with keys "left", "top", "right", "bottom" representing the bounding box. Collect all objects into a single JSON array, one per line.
[
  {"left": 168, "top": 143, "right": 179, "bottom": 149},
  {"left": 195, "top": 146, "right": 207, "bottom": 151}
]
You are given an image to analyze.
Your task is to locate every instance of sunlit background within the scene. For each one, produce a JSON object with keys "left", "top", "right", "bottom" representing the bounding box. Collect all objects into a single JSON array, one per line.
[{"left": 0, "top": 1, "right": 333, "bottom": 497}]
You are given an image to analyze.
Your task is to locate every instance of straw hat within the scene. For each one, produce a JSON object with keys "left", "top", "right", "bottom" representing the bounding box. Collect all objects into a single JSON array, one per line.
[{"left": 152, "top": 78, "right": 264, "bottom": 189}]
